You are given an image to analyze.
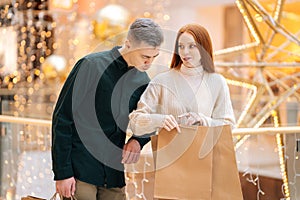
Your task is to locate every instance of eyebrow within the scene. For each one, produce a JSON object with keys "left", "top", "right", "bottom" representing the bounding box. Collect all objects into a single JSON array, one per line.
[
  {"left": 178, "top": 42, "right": 196, "bottom": 44},
  {"left": 142, "top": 53, "right": 160, "bottom": 58}
]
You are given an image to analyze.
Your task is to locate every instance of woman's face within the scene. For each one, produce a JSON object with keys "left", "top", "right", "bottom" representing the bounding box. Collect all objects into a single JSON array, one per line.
[{"left": 178, "top": 32, "right": 201, "bottom": 68}]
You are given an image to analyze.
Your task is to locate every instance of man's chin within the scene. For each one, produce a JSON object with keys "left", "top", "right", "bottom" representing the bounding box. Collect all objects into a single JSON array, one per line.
[
  {"left": 137, "top": 66, "right": 150, "bottom": 71},
  {"left": 144, "top": 67, "right": 151, "bottom": 71}
]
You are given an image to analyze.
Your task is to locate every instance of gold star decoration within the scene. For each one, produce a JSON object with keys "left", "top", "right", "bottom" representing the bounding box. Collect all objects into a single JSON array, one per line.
[
  {"left": 214, "top": 0, "right": 300, "bottom": 199},
  {"left": 214, "top": 0, "right": 300, "bottom": 128}
]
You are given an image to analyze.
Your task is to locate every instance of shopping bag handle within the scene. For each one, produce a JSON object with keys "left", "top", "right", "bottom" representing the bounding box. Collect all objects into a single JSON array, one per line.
[{"left": 50, "top": 192, "right": 77, "bottom": 200}]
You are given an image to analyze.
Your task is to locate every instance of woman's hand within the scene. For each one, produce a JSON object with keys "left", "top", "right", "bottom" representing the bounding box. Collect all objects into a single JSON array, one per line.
[
  {"left": 161, "top": 115, "right": 181, "bottom": 133},
  {"left": 178, "top": 112, "right": 203, "bottom": 126}
]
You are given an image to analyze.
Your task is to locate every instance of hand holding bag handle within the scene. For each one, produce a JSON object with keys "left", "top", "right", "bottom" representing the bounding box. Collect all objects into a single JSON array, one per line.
[
  {"left": 21, "top": 193, "right": 78, "bottom": 200},
  {"left": 21, "top": 196, "right": 46, "bottom": 200},
  {"left": 50, "top": 192, "right": 77, "bottom": 200}
]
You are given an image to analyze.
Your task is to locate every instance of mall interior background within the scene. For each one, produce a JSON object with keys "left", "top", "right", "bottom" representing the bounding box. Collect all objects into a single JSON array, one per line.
[{"left": 0, "top": 0, "right": 300, "bottom": 199}]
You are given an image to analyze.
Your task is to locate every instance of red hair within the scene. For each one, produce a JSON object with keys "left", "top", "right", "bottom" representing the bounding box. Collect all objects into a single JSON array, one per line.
[{"left": 170, "top": 24, "right": 215, "bottom": 73}]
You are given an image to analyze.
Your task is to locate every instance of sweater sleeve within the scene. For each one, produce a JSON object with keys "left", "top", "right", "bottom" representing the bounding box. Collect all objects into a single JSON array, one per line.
[
  {"left": 129, "top": 83, "right": 166, "bottom": 136},
  {"left": 127, "top": 84, "right": 152, "bottom": 148},
  {"left": 200, "top": 75, "right": 236, "bottom": 128}
]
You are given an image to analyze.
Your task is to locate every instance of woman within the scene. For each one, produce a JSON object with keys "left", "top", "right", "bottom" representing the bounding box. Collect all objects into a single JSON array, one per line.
[{"left": 129, "top": 23, "right": 235, "bottom": 136}]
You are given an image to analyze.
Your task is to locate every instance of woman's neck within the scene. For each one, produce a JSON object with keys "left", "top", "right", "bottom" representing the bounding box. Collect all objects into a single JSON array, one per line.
[{"left": 180, "top": 64, "right": 204, "bottom": 76}]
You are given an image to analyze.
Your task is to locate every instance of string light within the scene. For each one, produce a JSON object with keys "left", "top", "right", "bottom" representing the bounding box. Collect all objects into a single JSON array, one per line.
[
  {"left": 214, "top": 42, "right": 259, "bottom": 57},
  {"left": 0, "top": 1, "right": 59, "bottom": 198},
  {"left": 225, "top": 77, "right": 258, "bottom": 127},
  {"left": 1, "top": 0, "right": 299, "bottom": 199},
  {"left": 272, "top": 110, "right": 290, "bottom": 199},
  {"left": 223, "top": 75, "right": 260, "bottom": 148},
  {"left": 235, "top": 0, "right": 263, "bottom": 44},
  {"left": 244, "top": 0, "right": 300, "bottom": 46},
  {"left": 273, "top": 0, "right": 284, "bottom": 21},
  {"left": 143, "top": 0, "right": 170, "bottom": 25}
]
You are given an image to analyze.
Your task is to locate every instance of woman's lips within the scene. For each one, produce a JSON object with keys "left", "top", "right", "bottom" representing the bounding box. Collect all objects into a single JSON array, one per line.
[{"left": 183, "top": 57, "right": 192, "bottom": 61}]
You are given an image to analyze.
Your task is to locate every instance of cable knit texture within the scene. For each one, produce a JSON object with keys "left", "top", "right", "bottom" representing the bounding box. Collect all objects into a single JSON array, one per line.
[{"left": 129, "top": 65, "right": 236, "bottom": 136}]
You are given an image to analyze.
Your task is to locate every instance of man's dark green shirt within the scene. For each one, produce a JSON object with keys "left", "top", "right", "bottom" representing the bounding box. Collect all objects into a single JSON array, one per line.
[{"left": 51, "top": 46, "right": 150, "bottom": 188}]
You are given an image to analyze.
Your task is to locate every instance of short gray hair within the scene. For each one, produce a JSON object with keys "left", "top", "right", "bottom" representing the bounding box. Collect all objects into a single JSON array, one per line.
[{"left": 128, "top": 18, "right": 164, "bottom": 47}]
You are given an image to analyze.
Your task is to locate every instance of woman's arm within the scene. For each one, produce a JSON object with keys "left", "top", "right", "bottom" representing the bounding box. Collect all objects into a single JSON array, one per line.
[
  {"left": 209, "top": 75, "right": 236, "bottom": 127},
  {"left": 129, "top": 83, "right": 166, "bottom": 136}
]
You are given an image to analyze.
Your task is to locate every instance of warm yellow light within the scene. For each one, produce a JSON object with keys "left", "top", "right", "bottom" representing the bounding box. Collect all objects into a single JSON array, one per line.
[
  {"left": 274, "top": 0, "right": 284, "bottom": 21},
  {"left": 73, "top": 39, "right": 79, "bottom": 46},
  {"left": 272, "top": 110, "right": 290, "bottom": 199},
  {"left": 13, "top": 95, "right": 18, "bottom": 101},
  {"left": 6, "top": 189, "right": 13, "bottom": 200},
  {"left": 46, "top": 31, "right": 52, "bottom": 38},
  {"left": 34, "top": 69, "right": 41, "bottom": 76},
  {"left": 4, "top": 76, "right": 10, "bottom": 83},
  {"left": 28, "top": 88, "right": 34, "bottom": 95},
  {"left": 163, "top": 14, "right": 170, "bottom": 21},
  {"left": 144, "top": 12, "right": 151, "bottom": 18},
  {"left": 53, "top": 43, "right": 58, "bottom": 49},
  {"left": 27, "top": 76, "right": 33, "bottom": 83},
  {"left": 12, "top": 77, "right": 17, "bottom": 84},
  {"left": 40, "top": 57, "right": 45, "bottom": 63},
  {"left": 226, "top": 78, "right": 258, "bottom": 127},
  {"left": 51, "top": 0, "right": 73, "bottom": 9},
  {"left": 236, "top": 0, "right": 262, "bottom": 43},
  {"left": 255, "top": 14, "right": 263, "bottom": 22},
  {"left": 30, "top": 55, "right": 36, "bottom": 61}
]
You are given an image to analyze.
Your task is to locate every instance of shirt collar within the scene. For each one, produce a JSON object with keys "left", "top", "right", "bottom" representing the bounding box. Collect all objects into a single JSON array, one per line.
[{"left": 112, "top": 46, "right": 129, "bottom": 70}]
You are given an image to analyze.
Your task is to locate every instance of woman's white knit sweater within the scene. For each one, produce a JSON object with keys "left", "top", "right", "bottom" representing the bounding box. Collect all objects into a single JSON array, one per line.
[{"left": 129, "top": 65, "right": 236, "bottom": 136}]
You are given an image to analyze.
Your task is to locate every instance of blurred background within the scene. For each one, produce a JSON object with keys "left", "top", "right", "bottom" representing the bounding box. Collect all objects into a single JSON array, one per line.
[{"left": 0, "top": 0, "right": 300, "bottom": 199}]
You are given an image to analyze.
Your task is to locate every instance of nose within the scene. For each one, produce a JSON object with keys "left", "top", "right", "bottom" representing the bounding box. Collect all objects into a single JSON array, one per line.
[
  {"left": 144, "top": 57, "right": 154, "bottom": 64},
  {"left": 184, "top": 47, "right": 190, "bottom": 54}
]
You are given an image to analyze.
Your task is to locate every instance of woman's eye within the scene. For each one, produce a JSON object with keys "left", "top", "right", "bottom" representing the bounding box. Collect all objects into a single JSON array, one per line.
[
  {"left": 190, "top": 44, "right": 196, "bottom": 48},
  {"left": 178, "top": 44, "right": 184, "bottom": 49}
]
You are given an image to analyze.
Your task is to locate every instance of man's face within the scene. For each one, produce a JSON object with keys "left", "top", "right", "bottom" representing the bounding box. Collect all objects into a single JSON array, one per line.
[{"left": 127, "top": 42, "right": 160, "bottom": 72}]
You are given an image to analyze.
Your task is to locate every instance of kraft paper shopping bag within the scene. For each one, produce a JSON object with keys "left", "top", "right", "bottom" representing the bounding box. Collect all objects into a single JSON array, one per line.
[
  {"left": 153, "top": 125, "right": 213, "bottom": 199},
  {"left": 153, "top": 125, "right": 243, "bottom": 200},
  {"left": 210, "top": 125, "right": 243, "bottom": 200}
]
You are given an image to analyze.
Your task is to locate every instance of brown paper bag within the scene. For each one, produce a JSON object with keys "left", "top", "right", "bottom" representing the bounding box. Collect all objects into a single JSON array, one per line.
[
  {"left": 21, "top": 196, "right": 46, "bottom": 200},
  {"left": 152, "top": 125, "right": 243, "bottom": 200},
  {"left": 151, "top": 134, "right": 158, "bottom": 167},
  {"left": 21, "top": 193, "right": 77, "bottom": 200}
]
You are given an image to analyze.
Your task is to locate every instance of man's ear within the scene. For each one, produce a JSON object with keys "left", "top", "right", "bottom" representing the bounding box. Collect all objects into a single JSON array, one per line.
[{"left": 125, "top": 40, "right": 131, "bottom": 49}]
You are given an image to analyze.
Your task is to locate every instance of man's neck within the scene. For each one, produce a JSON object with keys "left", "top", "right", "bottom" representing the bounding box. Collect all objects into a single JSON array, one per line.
[{"left": 118, "top": 45, "right": 131, "bottom": 65}]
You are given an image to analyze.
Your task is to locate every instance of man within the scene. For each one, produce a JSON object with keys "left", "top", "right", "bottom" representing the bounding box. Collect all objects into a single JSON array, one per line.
[{"left": 51, "top": 18, "right": 164, "bottom": 200}]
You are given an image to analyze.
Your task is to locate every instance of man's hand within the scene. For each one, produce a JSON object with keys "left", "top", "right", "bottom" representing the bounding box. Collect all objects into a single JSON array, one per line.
[
  {"left": 122, "top": 139, "right": 141, "bottom": 164},
  {"left": 56, "top": 177, "right": 76, "bottom": 198}
]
